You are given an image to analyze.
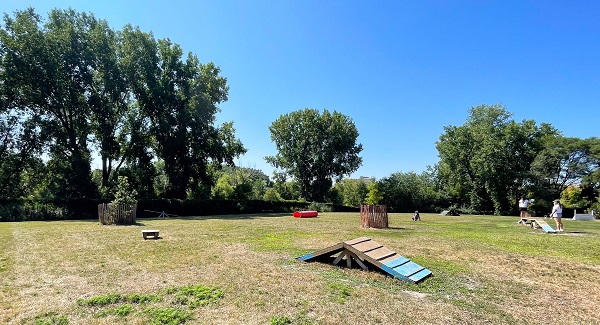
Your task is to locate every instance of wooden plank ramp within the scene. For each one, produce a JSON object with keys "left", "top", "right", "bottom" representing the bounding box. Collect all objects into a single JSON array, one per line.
[
  {"left": 531, "top": 219, "right": 557, "bottom": 233},
  {"left": 521, "top": 218, "right": 557, "bottom": 234},
  {"left": 296, "top": 237, "right": 432, "bottom": 284}
]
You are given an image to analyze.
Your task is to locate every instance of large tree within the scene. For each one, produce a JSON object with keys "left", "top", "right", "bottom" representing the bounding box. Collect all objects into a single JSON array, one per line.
[
  {"left": 87, "top": 17, "right": 130, "bottom": 192},
  {"left": 587, "top": 137, "right": 600, "bottom": 188},
  {"left": 332, "top": 178, "right": 369, "bottom": 208},
  {"left": 212, "top": 165, "right": 272, "bottom": 200},
  {"left": 266, "top": 108, "right": 362, "bottom": 202},
  {"left": 0, "top": 110, "right": 45, "bottom": 199},
  {"left": 378, "top": 171, "right": 439, "bottom": 212},
  {"left": 531, "top": 136, "right": 599, "bottom": 198},
  {"left": 0, "top": 8, "right": 106, "bottom": 197},
  {"left": 120, "top": 26, "right": 246, "bottom": 198},
  {"left": 435, "top": 104, "right": 555, "bottom": 214},
  {"left": 271, "top": 172, "right": 300, "bottom": 201}
]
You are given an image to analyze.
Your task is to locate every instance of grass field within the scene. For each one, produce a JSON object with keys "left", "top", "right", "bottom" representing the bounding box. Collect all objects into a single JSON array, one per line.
[{"left": 1, "top": 212, "right": 599, "bottom": 324}]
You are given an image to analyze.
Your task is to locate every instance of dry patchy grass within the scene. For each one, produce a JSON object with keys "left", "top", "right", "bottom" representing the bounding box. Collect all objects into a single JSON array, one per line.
[{"left": 0, "top": 213, "right": 599, "bottom": 324}]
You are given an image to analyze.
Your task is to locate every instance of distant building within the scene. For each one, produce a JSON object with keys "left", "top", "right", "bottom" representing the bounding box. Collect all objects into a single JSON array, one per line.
[{"left": 359, "top": 177, "right": 375, "bottom": 184}]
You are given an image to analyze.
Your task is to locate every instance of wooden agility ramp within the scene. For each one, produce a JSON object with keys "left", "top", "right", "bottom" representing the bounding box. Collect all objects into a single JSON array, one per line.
[
  {"left": 530, "top": 219, "right": 557, "bottom": 233},
  {"left": 297, "top": 237, "right": 432, "bottom": 283},
  {"left": 521, "top": 218, "right": 557, "bottom": 233}
]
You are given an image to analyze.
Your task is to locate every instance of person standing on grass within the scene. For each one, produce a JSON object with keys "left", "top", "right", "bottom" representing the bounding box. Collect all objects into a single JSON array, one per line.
[
  {"left": 549, "top": 199, "right": 564, "bottom": 232},
  {"left": 518, "top": 196, "right": 529, "bottom": 223}
]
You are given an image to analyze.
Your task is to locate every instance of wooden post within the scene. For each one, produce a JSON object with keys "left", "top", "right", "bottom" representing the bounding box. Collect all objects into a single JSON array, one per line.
[{"left": 360, "top": 204, "right": 388, "bottom": 228}]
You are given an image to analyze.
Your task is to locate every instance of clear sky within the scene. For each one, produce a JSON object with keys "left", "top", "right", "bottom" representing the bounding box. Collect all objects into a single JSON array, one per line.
[{"left": 3, "top": 1, "right": 599, "bottom": 179}]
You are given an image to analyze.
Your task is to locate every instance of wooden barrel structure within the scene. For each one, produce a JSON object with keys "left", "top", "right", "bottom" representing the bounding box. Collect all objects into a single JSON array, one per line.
[
  {"left": 360, "top": 204, "right": 388, "bottom": 228},
  {"left": 98, "top": 203, "right": 137, "bottom": 225}
]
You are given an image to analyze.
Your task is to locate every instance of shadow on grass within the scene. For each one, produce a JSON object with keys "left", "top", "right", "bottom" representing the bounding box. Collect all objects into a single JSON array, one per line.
[
  {"left": 24, "top": 213, "right": 292, "bottom": 223},
  {"left": 68, "top": 219, "right": 152, "bottom": 227},
  {"left": 98, "top": 221, "right": 149, "bottom": 226},
  {"left": 561, "top": 231, "right": 595, "bottom": 237},
  {"left": 140, "top": 213, "right": 291, "bottom": 221},
  {"left": 60, "top": 219, "right": 99, "bottom": 223}
]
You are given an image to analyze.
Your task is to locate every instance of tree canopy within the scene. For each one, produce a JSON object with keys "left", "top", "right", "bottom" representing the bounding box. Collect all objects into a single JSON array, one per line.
[
  {"left": 378, "top": 171, "right": 440, "bottom": 212},
  {"left": 332, "top": 178, "right": 369, "bottom": 208},
  {"left": 434, "top": 104, "right": 600, "bottom": 215},
  {"left": 0, "top": 8, "right": 245, "bottom": 200},
  {"left": 266, "top": 108, "right": 363, "bottom": 202}
]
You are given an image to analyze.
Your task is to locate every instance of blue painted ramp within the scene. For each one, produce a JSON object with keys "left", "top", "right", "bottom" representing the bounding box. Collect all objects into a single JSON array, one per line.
[
  {"left": 296, "top": 253, "right": 315, "bottom": 261},
  {"left": 297, "top": 237, "right": 432, "bottom": 284},
  {"left": 535, "top": 219, "right": 557, "bottom": 233},
  {"left": 382, "top": 258, "right": 433, "bottom": 283}
]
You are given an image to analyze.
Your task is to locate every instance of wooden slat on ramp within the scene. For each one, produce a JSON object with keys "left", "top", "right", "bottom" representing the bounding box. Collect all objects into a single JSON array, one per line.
[
  {"left": 296, "top": 242, "right": 344, "bottom": 261},
  {"left": 296, "top": 237, "right": 432, "bottom": 284}
]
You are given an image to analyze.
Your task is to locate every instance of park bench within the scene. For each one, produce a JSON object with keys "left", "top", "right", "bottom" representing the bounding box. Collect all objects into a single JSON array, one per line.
[{"left": 142, "top": 229, "right": 160, "bottom": 239}]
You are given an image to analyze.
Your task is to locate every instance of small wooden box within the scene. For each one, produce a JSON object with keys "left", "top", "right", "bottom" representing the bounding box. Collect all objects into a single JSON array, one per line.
[{"left": 142, "top": 230, "right": 160, "bottom": 240}]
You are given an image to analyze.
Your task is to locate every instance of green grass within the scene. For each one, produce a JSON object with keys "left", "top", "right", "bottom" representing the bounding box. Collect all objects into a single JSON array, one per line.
[
  {"left": 143, "top": 307, "right": 193, "bottom": 325},
  {"left": 32, "top": 312, "right": 68, "bottom": 325},
  {"left": 269, "top": 315, "right": 292, "bottom": 325},
  {"left": 1, "top": 212, "right": 599, "bottom": 324}
]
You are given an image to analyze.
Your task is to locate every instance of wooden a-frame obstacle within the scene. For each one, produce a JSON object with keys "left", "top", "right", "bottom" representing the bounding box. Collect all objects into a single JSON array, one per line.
[{"left": 297, "top": 237, "right": 432, "bottom": 284}]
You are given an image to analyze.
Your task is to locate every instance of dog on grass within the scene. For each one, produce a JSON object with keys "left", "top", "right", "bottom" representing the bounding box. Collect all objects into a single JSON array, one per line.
[{"left": 412, "top": 210, "right": 421, "bottom": 221}]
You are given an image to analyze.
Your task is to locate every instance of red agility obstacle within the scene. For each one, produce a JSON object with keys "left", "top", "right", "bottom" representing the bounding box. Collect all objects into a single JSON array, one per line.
[{"left": 293, "top": 210, "right": 318, "bottom": 218}]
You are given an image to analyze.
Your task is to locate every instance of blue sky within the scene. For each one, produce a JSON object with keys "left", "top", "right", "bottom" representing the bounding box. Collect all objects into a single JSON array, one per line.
[{"left": 3, "top": 1, "right": 599, "bottom": 179}]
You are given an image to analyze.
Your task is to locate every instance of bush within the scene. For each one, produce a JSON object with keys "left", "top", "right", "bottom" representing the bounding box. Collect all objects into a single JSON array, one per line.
[
  {"left": 528, "top": 199, "right": 552, "bottom": 218},
  {"left": 590, "top": 202, "right": 600, "bottom": 219},
  {"left": 33, "top": 312, "right": 68, "bottom": 325},
  {"left": 0, "top": 200, "right": 69, "bottom": 221},
  {"left": 308, "top": 202, "right": 333, "bottom": 212}
]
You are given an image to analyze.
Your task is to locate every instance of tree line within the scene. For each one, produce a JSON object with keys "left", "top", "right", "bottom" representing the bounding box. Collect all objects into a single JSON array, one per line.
[{"left": 2, "top": 8, "right": 599, "bottom": 218}]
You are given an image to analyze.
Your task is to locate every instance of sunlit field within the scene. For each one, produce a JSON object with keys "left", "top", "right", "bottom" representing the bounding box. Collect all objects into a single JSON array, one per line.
[{"left": 1, "top": 212, "right": 599, "bottom": 324}]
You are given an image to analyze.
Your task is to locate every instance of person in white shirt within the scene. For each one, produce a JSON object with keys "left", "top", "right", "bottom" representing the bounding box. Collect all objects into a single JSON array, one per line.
[
  {"left": 549, "top": 199, "right": 564, "bottom": 232},
  {"left": 518, "top": 196, "right": 529, "bottom": 223}
]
